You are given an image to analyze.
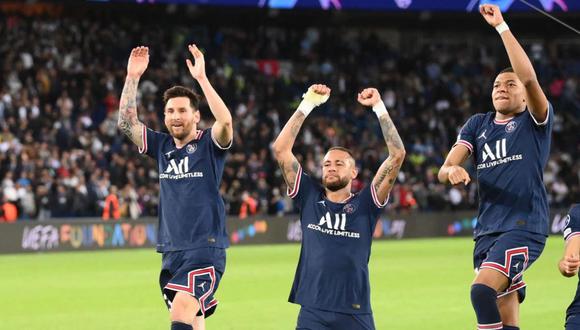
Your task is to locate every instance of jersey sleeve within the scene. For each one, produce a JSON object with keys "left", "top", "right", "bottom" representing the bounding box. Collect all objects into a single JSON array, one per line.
[
  {"left": 358, "top": 185, "right": 388, "bottom": 226},
  {"left": 564, "top": 206, "right": 580, "bottom": 241},
  {"left": 139, "top": 126, "right": 163, "bottom": 160},
  {"left": 209, "top": 127, "right": 233, "bottom": 152},
  {"left": 529, "top": 102, "right": 554, "bottom": 130},
  {"left": 287, "top": 164, "right": 319, "bottom": 209},
  {"left": 453, "top": 115, "right": 480, "bottom": 155}
]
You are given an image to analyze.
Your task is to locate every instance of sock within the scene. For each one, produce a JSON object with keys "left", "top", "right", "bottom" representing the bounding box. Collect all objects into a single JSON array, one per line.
[
  {"left": 171, "top": 321, "right": 193, "bottom": 330},
  {"left": 471, "top": 284, "right": 502, "bottom": 330},
  {"left": 503, "top": 326, "right": 519, "bottom": 330}
]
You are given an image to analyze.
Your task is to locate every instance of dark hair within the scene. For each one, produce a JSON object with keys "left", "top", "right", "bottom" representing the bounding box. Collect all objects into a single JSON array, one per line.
[
  {"left": 328, "top": 146, "right": 355, "bottom": 159},
  {"left": 499, "top": 67, "right": 514, "bottom": 74},
  {"left": 163, "top": 86, "right": 201, "bottom": 110}
]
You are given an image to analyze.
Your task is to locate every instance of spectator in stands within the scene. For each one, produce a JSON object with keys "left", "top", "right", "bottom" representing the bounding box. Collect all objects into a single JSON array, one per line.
[
  {"left": 0, "top": 195, "right": 18, "bottom": 222},
  {"left": 0, "top": 9, "right": 578, "bottom": 220},
  {"left": 102, "top": 185, "right": 120, "bottom": 220}
]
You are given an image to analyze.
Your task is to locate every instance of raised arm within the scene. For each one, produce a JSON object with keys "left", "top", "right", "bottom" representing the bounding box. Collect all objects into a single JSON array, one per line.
[
  {"left": 480, "top": 4, "right": 549, "bottom": 121},
  {"left": 118, "top": 46, "right": 148, "bottom": 149},
  {"left": 186, "top": 44, "right": 233, "bottom": 147},
  {"left": 358, "top": 88, "right": 406, "bottom": 203},
  {"left": 272, "top": 84, "right": 330, "bottom": 191}
]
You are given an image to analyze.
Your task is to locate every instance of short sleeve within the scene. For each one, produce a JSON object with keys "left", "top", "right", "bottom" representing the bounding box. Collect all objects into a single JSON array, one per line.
[
  {"left": 209, "top": 127, "right": 233, "bottom": 152},
  {"left": 564, "top": 205, "right": 580, "bottom": 241},
  {"left": 140, "top": 126, "right": 163, "bottom": 160},
  {"left": 287, "top": 164, "right": 319, "bottom": 209},
  {"left": 358, "top": 185, "right": 388, "bottom": 226},
  {"left": 530, "top": 102, "right": 554, "bottom": 128},
  {"left": 453, "top": 115, "right": 481, "bottom": 154}
]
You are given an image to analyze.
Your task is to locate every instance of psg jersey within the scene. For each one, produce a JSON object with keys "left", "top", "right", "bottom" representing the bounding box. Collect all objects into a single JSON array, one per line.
[
  {"left": 141, "top": 126, "right": 230, "bottom": 252},
  {"left": 455, "top": 104, "right": 554, "bottom": 237},
  {"left": 288, "top": 165, "right": 387, "bottom": 314}
]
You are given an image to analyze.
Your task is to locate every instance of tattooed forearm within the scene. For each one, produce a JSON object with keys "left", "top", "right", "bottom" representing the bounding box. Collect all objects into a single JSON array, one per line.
[
  {"left": 374, "top": 160, "right": 399, "bottom": 190},
  {"left": 272, "top": 111, "right": 305, "bottom": 157},
  {"left": 118, "top": 77, "right": 140, "bottom": 139},
  {"left": 289, "top": 112, "right": 305, "bottom": 138},
  {"left": 277, "top": 158, "right": 300, "bottom": 188},
  {"left": 373, "top": 112, "right": 405, "bottom": 196},
  {"left": 378, "top": 113, "right": 405, "bottom": 152}
]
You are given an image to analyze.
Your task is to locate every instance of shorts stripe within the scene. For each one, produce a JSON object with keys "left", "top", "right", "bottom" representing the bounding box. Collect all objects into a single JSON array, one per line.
[
  {"left": 497, "top": 281, "right": 527, "bottom": 298},
  {"left": 480, "top": 246, "right": 529, "bottom": 278},
  {"left": 164, "top": 266, "right": 216, "bottom": 315}
]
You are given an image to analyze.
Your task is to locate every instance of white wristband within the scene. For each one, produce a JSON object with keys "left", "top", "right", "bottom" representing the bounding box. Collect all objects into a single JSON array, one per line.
[
  {"left": 372, "top": 101, "right": 388, "bottom": 118},
  {"left": 495, "top": 22, "right": 509, "bottom": 35},
  {"left": 297, "top": 100, "right": 316, "bottom": 117}
]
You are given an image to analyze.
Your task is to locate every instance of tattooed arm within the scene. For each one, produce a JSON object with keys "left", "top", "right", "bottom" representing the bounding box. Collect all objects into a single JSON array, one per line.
[
  {"left": 272, "top": 111, "right": 305, "bottom": 191},
  {"left": 118, "top": 46, "right": 149, "bottom": 149},
  {"left": 358, "top": 88, "right": 406, "bottom": 203},
  {"left": 272, "top": 84, "right": 331, "bottom": 192}
]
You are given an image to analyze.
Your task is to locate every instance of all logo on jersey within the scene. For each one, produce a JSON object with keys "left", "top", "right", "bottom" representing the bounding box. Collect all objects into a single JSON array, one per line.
[
  {"left": 505, "top": 121, "right": 517, "bottom": 133},
  {"left": 482, "top": 139, "right": 507, "bottom": 162},
  {"left": 306, "top": 211, "right": 360, "bottom": 238},
  {"left": 477, "top": 138, "right": 522, "bottom": 170},
  {"left": 160, "top": 157, "right": 203, "bottom": 179}
]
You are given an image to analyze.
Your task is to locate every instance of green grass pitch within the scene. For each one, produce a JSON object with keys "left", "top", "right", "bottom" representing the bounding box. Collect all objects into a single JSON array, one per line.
[{"left": 0, "top": 237, "right": 573, "bottom": 329}]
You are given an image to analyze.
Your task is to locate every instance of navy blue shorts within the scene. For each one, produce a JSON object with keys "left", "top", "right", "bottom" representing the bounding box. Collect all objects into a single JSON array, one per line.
[
  {"left": 159, "top": 247, "right": 226, "bottom": 318},
  {"left": 473, "top": 230, "right": 546, "bottom": 302},
  {"left": 296, "top": 306, "right": 375, "bottom": 330},
  {"left": 567, "top": 314, "right": 580, "bottom": 330}
]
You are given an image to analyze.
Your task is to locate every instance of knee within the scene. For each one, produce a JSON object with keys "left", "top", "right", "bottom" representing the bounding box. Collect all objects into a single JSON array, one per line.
[
  {"left": 170, "top": 293, "right": 200, "bottom": 324},
  {"left": 471, "top": 283, "right": 497, "bottom": 305}
]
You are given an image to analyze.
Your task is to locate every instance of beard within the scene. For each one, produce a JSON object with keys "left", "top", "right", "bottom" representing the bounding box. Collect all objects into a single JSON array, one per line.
[
  {"left": 167, "top": 123, "right": 193, "bottom": 140},
  {"left": 322, "top": 175, "right": 350, "bottom": 192}
]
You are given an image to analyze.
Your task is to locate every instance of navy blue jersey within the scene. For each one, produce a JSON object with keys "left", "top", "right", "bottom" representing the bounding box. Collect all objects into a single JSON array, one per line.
[
  {"left": 455, "top": 104, "right": 553, "bottom": 237},
  {"left": 563, "top": 204, "right": 580, "bottom": 319},
  {"left": 288, "top": 165, "right": 386, "bottom": 314},
  {"left": 141, "top": 126, "right": 231, "bottom": 252}
]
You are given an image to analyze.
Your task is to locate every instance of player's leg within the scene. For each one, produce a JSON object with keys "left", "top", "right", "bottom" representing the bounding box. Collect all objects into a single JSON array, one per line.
[
  {"left": 471, "top": 268, "right": 509, "bottom": 330},
  {"left": 472, "top": 235, "right": 506, "bottom": 330},
  {"left": 170, "top": 292, "right": 201, "bottom": 329},
  {"left": 192, "top": 315, "right": 205, "bottom": 330},
  {"left": 164, "top": 248, "right": 226, "bottom": 329},
  {"left": 473, "top": 230, "right": 546, "bottom": 330},
  {"left": 497, "top": 291, "right": 519, "bottom": 329},
  {"left": 160, "top": 253, "right": 197, "bottom": 330}
]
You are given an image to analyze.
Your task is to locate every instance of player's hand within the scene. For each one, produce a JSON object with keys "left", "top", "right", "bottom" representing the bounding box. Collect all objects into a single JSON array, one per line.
[
  {"left": 357, "top": 88, "right": 381, "bottom": 107},
  {"left": 447, "top": 165, "right": 471, "bottom": 185},
  {"left": 186, "top": 44, "right": 207, "bottom": 81},
  {"left": 303, "top": 84, "right": 331, "bottom": 106},
  {"left": 479, "top": 4, "right": 505, "bottom": 27},
  {"left": 559, "top": 255, "right": 580, "bottom": 277},
  {"left": 126, "top": 46, "right": 149, "bottom": 79}
]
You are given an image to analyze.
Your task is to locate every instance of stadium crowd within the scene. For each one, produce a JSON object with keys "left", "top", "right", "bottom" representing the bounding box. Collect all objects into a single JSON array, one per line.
[{"left": 0, "top": 8, "right": 579, "bottom": 221}]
